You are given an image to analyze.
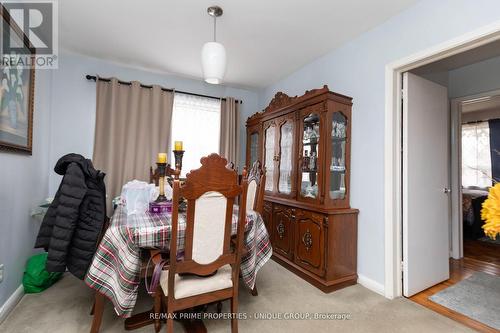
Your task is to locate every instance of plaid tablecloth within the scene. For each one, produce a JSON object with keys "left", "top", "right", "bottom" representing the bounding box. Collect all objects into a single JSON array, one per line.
[{"left": 85, "top": 205, "right": 272, "bottom": 318}]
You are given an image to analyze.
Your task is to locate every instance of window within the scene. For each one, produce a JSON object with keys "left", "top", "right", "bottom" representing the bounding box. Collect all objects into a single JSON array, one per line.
[
  {"left": 462, "top": 121, "right": 492, "bottom": 188},
  {"left": 171, "top": 93, "right": 221, "bottom": 176}
]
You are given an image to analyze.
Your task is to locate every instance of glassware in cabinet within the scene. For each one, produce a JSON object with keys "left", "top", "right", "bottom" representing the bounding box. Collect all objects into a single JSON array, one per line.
[
  {"left": 329, "top": 112, "right": 347, "bottom": 200},
  {"left": 300, "top": 113, "right": 320, "bottom": 199}
]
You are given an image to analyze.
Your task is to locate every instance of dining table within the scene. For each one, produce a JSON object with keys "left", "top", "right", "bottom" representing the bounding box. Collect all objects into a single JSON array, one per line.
[{"left": 85, "top": 203, "right": 272, "bottom": 331}]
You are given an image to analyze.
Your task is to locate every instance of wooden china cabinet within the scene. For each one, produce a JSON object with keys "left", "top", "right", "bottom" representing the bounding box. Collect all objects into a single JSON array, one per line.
[{"left": 246, "top": 85, "right": 358, "bottom": 292}]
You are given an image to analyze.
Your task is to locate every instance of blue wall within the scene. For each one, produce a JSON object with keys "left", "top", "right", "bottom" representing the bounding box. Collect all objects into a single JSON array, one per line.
[
  {"left": 0, "top": 50, "right": 260, "bottom": 310},
  {"left": 47, "top": 51, "right": 260, "bottom": 194},
  {"left": 260, "top": 0, "right": 500, "bottom": 288},
  {"left": 0, "top": 70, "right": 52, "bottom": 311},
  {"left": 3, "top": 0, "right": 500, "bottom": 310}
]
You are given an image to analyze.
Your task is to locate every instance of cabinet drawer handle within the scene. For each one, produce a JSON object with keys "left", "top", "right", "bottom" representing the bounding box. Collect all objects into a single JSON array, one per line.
[{"left": 302, "top": 229, "right": 313, "bottom": 251}]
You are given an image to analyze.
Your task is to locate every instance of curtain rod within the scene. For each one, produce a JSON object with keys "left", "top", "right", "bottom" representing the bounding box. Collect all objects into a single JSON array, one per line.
[
  {"left": 462, "top": 119, "right": 492, "bottom": 125},
  {"left": 85, "top": 75, "right": 242, "bottom": 104}
]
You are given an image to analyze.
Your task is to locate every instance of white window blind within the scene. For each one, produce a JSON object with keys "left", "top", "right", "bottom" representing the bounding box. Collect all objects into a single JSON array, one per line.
[
  {"left": 462, "top": 121, "right": 492, "bottom": 188},
  {"left": 171, "top": 93, "right": 221, "bottom": 176}
]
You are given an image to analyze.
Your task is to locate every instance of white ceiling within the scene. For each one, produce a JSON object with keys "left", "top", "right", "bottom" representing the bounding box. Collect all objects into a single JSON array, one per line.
[{"left": 60, "top": 0, "right": 418, "bottom": 89}]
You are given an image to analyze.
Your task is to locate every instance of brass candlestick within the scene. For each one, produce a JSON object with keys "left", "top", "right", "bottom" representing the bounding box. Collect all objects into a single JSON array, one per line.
[
  {"left": 155, "top": 162, "right": 167, "bottom": 202},
  {"left": 173, "top": 150, "right": 185, "bottom": 172}
]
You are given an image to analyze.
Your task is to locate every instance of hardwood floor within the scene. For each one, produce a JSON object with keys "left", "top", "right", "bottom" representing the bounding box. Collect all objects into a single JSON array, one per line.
[
  {"left": 464, "top": 239, "right": 500, "bottom": 266},
  {"left": 409, "top": 239, "right": 500, "bottom": 333}
]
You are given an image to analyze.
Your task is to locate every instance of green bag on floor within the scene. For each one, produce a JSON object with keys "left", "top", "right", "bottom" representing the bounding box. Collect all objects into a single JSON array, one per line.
[{"left": 22, "top": 253, "right": 63, "bottom": 293}]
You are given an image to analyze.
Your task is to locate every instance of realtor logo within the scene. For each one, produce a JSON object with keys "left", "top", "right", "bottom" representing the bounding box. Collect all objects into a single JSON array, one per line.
[{"left": 1, "top": 0, "right": 58, "bottom": 68}]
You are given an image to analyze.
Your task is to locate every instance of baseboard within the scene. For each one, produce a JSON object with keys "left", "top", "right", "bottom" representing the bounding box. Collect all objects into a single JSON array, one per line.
[
  {"left": 357, "top": 274, "right": 385, "bottom": 296},
  {"left": 0, "top": 284, "right": 24, "bottom": 324}
]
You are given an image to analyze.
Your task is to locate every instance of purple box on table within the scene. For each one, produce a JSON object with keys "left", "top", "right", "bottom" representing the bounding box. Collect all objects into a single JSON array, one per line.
[{"left": 149, "top": 201, "right": 172, "bottom": 214}]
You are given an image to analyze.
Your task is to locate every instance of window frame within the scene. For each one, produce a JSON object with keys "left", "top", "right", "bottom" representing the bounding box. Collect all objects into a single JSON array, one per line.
[
  {"left": 461, "top": 120, "right": 492, "bottom": 189},
  {"left": 170, "top": 93, "right": 221, "bottom": 176}
]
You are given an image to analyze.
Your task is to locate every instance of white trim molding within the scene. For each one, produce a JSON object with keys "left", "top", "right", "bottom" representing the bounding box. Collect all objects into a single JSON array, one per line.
[
  {"left": 358, "top": 274, "right": 385, "bottom": 296},
  {"left": 450, "top": 98, "right": 463, "bottom": 260},
  {"left": 384, "top": 20, "right": 500, "bottom": 299},
  {"left": 0, "top": 284, "right": 24, "bottom": 324}
]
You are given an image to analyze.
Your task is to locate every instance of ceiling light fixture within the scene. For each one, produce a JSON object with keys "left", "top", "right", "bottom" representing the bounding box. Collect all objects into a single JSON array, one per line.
[{"left": 201, "top": 6, "right": 226, "bottom": 85}]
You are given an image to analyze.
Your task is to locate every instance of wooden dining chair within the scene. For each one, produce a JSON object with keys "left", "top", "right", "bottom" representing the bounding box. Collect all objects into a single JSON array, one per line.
[
  {"left": 90, "top": 166, "right": 180, "bottom": 333},
  {"left": 246, "top": 160, "right": 265, "bottom": 215},
  {"left": 150, "top": 164, "right": 180, "bottom": 185},
  {"left": 154, "top": 153, "right": 248, "bottom": 333},
  {"left": 221, "top": 160, "right": 266, "bottom": 298},
  {"left": 89, "top": 213, "right": 116, "bottom": 333},
  {"left": 89, "top": 227, "right": 162, "bottom": 333},
  {"left": 239, "top": 160, "right": 265, "bottom": 297},
  {"left": 150, "top": 166, "right": 161, "bottom": 185}
]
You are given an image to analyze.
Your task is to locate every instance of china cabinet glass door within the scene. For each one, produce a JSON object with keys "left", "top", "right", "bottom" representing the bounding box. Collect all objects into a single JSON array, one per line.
[
  {"left": 278, "top": 120, "right": 294, "bottom": 195},
  {"left": 249, "top": 132, "right": 259, "bottom": 166},
  {"left": 299, "top": 113, "right": 320, "bottom": 199},
  {"left": 264, "top": 123, "right": 276, "bottom": 192},
  {"left": 329, "top": 112, "right": 347, "bottom": 200}
]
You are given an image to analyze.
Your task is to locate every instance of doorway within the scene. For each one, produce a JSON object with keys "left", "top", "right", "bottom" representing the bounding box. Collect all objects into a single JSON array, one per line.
[
  {"left": 452, "top": 91, "right": 500, "bottom": 263},
  {"left": 389, "top": 33, "right": 500, "bottom": 332},
  {"left": 405, "top": 84, "right": 500, "bottom": 331},
  {"left": 385, "top": 23, "right": 500, "bottom": 300}
]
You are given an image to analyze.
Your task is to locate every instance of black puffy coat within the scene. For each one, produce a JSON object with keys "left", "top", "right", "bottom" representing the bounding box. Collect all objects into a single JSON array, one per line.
[{"left": 35, "top": 154, "right": 106, "bottom": 280}]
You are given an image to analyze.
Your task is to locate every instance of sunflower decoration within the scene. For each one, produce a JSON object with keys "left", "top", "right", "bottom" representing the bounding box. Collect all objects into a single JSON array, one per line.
[{"left": 481, "top": 182, "right": 500, "bottom": 240}]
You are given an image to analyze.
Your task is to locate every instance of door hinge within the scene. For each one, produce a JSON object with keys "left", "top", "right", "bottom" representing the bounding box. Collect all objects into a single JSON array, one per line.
[
  {"left": 401, "top": 89, "right": 404, "bottom": 100},
  {"left": 400, "top": 260, "right": 405, "bottom": 272}
]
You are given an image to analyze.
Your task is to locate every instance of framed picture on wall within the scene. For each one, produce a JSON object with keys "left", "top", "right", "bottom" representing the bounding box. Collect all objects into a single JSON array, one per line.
[{"left": 0, "top": 5, "right": 35, "bottom": 154}]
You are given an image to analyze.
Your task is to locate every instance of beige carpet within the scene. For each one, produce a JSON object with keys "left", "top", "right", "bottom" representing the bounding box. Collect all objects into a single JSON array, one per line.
[{"left": 0, "top": 260, "right": 473, "bottom": 333}]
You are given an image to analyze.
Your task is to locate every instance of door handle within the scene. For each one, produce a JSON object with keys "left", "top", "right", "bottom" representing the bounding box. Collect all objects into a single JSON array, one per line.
[{"left": 443, "top": 188, "right": 451, "bottom": 194}]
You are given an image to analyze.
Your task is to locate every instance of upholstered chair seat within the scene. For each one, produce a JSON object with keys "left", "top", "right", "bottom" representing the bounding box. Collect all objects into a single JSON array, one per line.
[{"left": 159, "top": 265, "right": 233, "bottom": 299}]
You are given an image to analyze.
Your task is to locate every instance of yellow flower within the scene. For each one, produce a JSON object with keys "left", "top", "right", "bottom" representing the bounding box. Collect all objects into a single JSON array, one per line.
[{"left": 481, "top": 183, "right": 500, "bottom": 240}]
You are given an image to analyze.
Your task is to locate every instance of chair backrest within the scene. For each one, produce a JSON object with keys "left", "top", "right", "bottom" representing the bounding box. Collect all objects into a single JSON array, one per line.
[
  {"left": 150, "top": 164, "right": 180, "bottom": 185},
  {"left": 150, "top": 166, "right": 160, "bottom": 185},
  {"left": 226, "top": 161, "right": 241, "bottom": 186},
  {"left": 169, "top": 153, "right": 248, "bottom": 281},
  {"left": 246, "top": 160, "right": 265, "bottom": 214}
]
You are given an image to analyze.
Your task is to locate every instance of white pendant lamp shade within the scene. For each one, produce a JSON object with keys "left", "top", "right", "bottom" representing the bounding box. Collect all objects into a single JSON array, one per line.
[
  {"left": 201, "top": 41, "right": 226, "bottom": 84},
  {"left": 202, "top": 6, "right": 226, "bottom": 84}
]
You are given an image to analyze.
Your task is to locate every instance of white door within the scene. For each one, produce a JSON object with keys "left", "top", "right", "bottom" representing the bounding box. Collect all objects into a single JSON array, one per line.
[{"left": 403, "top": 72, "right": 450, "bottom": 297}]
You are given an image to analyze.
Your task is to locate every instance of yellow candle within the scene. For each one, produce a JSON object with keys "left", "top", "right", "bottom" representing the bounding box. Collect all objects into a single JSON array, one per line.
[
  {"left": 157, "top": 153, "right": 167, "bottom": 163},
  {"left": 174, "top": 141, "right": 183, "bottom": 151}
]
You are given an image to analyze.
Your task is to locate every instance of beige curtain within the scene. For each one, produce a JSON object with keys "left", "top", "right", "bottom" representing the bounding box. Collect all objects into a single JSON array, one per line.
[
  {"left": 92, "top": 78, "right": 174, "bottom": 212},
  {"left": 220, "top": 97, "right": 240, "bottom": 167}
]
